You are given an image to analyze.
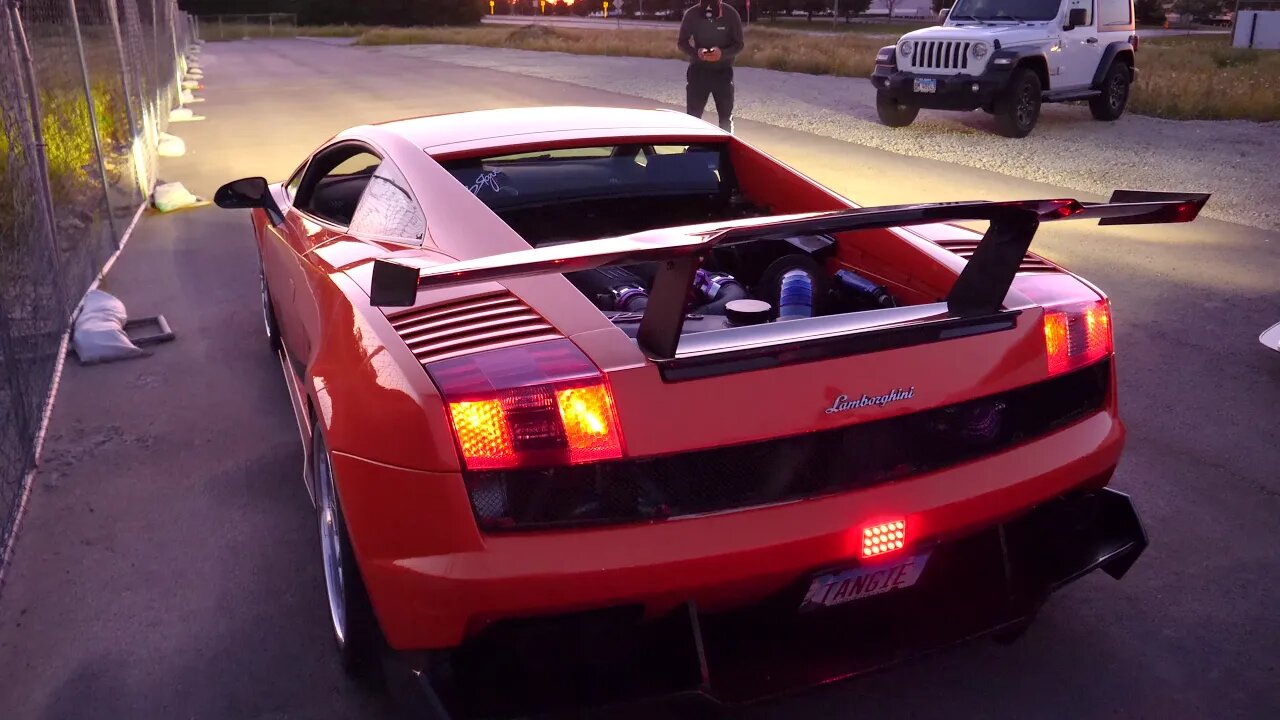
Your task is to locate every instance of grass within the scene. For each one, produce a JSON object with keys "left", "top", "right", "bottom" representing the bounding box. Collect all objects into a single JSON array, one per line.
[
  {"left": 764, "top": 17, "right": 933, "bottom": 35},
  {"left": 358, "top": 24, "right": 889, "bottom": 76},
  {"left": 1135, "top": 35, "right": 1280, "bottom": 121},
  {"left": 1, "top": 38, "right": 137, "bottom": 282},
  {"left": 344, "top": 23, "right": 1277, "bottom": 122}
]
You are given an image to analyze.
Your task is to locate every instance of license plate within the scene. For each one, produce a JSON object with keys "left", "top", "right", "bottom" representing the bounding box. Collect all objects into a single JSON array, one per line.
[
  {"left": 800, "top": 552, "right": 931, "bottom": 611},
  {"left": 913, "top": 78, "right": 937, "bottom": 94}
]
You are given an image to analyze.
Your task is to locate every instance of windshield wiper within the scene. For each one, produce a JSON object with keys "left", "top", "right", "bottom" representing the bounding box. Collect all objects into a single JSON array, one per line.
[{"left": 952, "top": 14, "right": 983, "bottom": 21}]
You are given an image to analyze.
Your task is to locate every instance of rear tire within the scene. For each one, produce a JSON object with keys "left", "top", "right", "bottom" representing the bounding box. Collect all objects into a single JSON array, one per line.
[
  {"left": 876, "top": 91, "right": 920, "bottom": 128},
  {"left": 313, "top": 425, "right": 382, "bottom": 679},
  {"left": 993, "top": 68, "right": 1042, "bottom": 138},
  {"left": 1089, "top": 62, "right": 1130, "bottom": 121}
]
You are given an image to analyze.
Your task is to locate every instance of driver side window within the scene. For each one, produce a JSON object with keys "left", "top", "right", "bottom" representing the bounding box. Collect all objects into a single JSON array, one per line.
[
  {"left": 295, "top": 148, "right": 381, "bottom": 227},
  {"left": 1066, "top": 0, "right": 1094, "bottom": 25}
]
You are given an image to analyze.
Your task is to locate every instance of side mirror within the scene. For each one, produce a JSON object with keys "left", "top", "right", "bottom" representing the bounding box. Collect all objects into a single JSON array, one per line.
[
  {"left": 938, "top": 7, "right": 950, "bottom": 23},
  {"left": 1261, "top": 321, "right": 1280, "bottom": 353},
  {"left": 215, "top": 176, "right": 283, "bottom": 224},
  {"left": 1064, "top": 7, "right": 1088, "bottom": 29}
]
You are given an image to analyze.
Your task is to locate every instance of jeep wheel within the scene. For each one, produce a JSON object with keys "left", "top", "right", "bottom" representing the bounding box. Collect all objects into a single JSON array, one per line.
[
  {"left": 1090, "top": 63, "right": 1130, "bottom": 121},
  {"left": 876, "top": 91, "right": 920, "bottom": 128},
  {"left": 993, "top": 68, "right": 1042, "bottom": 138}
]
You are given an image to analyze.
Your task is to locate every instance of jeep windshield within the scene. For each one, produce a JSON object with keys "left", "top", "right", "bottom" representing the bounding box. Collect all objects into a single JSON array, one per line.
[{"left": 949, "top": 0, "right": 1061, "bottom": 21}]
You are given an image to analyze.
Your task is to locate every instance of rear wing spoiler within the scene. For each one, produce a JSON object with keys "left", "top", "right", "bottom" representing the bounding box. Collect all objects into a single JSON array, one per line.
[{"left": 371, "top": 190, "right": 1209, "bottom": 359}]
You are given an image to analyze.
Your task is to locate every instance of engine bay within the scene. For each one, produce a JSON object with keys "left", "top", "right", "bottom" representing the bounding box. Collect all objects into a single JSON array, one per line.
[
  {"left": 440, "top": 142, "right": 902, "bottom": 335},
  {"left": 568, "top": 234, "right": 899, "bottom": 337}
]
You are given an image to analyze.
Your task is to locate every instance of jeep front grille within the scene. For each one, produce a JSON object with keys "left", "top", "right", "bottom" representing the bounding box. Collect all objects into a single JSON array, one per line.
[
  {"left": 465, "top": 361, "right": 1112, "bottom": 531},
  {"left": 909, "top": 41, "right": 973, "bottom": 72}
]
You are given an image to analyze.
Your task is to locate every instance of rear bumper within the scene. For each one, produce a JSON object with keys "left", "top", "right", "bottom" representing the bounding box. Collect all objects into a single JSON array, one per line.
[
  {"left": 872, "top": 64, "right": 1009, "bottom": 111},
  {"left": 351, "top": 409, "right": 1125, "bottom": 650},
  {"left": 386, "top": 487, "right": 1148, "bottom": 718}
]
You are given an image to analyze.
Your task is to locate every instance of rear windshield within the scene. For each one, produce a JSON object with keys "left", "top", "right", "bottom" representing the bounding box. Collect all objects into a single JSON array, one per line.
[{"left": 440, "top": 144, "right": 728, "bottom": 211}]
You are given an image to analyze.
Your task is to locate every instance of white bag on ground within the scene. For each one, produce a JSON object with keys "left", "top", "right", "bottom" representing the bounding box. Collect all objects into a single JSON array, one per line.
[
  {"left": 157, "top": 132, "right": 185, "bottom": 157},
  {"left": 168, "top": 107, "right": 203, "bottom": 122},
  {"left": 152, "top": 181, "right": 205, "bottom": 212},
  {"left": 73, "top": 290, "right": 147, "bottom": 365}
]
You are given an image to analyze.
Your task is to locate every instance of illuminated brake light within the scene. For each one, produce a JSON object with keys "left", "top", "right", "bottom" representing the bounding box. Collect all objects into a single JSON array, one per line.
[
  {"left": 1044, "top": 300, "right": 1112, "bottom": 376},
  {"left": 861, "top": 519, "right": 907, "bottom": 559},
  {"left": 447, "top": 400, "right": 515, "bottom": 470},
  {"left": 556, "top": 384, "right": 623, "bottom": 463},
  {"left": 429, "top": 339, "right": 624, "bottom": 471}
]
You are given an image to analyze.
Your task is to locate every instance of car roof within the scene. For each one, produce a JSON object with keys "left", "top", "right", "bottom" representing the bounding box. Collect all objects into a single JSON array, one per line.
[{"left": 368, "top": 106, "right": 727, "bottom": 156}]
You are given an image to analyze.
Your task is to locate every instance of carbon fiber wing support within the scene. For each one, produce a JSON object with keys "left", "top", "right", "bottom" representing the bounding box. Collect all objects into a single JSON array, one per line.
[{"left": 370, "top": 190, "right": 1209, "bottom": 359}]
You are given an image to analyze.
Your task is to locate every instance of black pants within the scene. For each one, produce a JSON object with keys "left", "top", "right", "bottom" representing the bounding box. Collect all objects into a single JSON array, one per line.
[{"left": 686, "top": 64, "right": 735, "bottom": 133}]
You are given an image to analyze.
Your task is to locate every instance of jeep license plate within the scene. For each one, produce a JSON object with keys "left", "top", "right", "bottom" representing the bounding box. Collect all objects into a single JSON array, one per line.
[
  {"left": 913, "top": 78, "right": 937, "bottom": 94},
  {"left": 800, "top": 552, "right": 931, "bottom": 611}
]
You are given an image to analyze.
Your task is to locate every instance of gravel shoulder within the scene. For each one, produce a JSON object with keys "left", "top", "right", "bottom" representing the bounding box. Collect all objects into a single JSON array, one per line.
[{"left": 381, "top": 43, "right": 1279, "bottom": 231}]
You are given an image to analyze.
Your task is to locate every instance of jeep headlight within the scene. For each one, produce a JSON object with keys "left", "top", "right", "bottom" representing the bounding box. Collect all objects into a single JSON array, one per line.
[
  {"left": 899, "top": 40, "right": 914, "bottom": 56},
  {"left": 971, "top": 42, "right": 989, "bottom": 59}
]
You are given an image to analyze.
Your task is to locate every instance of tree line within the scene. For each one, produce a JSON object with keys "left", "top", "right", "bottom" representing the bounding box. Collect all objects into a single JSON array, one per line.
[{"left": 177, "top": 0, "right": 485, "bottom": 25}]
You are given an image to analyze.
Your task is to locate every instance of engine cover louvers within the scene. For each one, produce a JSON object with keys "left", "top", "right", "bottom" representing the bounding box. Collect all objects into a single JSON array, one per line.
[
  {"left": 933, "top": 239, "right": 1059, "bottom": 273},
  {"left": 386, "top": 291, "right": 561, "bottom": 366}
]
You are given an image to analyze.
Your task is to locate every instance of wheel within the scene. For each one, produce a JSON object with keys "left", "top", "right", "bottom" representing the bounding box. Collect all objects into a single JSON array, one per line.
[
  {"left": 259, "top": 256, "right": 281, "bottom": 351},
  {"left": 313, "top": 425, "right": 382, "bottom": 678},
  {"left": 876, "top": 91, "right": 920, "bottom": 128},
  {"left": 993, "top": 68, "right": 1042, "bottom": 138},
  {"left": 1089, "top": 62, "right": 1131, "bottom": 121}
]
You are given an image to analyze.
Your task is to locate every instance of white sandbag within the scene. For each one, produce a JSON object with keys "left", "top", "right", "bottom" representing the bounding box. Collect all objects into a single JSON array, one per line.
[
  {"left": 152, "top": 181, "right": 206, "bottom": 212},
  {"left": 181, "top": 79, "right": 201, "bottom": 90},
  {"left": 157, "top": 132, "right": 185, "bottom": 157},
  {"left": 72, "top": 290, "right": 147, "bottom": 365},
  {"left": 185, "top": 71, "right": 204, "bottom": 81},
  {"left": 179, "top": 89, "right": 196, "bottom": 104},
  {"left": 168, "top": 107, "right": 204, "bottom": 122}
]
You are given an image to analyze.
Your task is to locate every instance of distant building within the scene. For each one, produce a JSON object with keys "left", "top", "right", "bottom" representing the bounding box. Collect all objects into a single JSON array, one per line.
[{"left": 866, "top": 0, "right": 937, "bottom": 18}]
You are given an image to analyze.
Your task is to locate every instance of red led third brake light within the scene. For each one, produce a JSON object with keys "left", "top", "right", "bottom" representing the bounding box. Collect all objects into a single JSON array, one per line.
[
  {"left": 861, "top": 519, "right": 907, "bottom": 559},
  {"left": 427, "top": 339, "right": 623, "bottom": 471}
]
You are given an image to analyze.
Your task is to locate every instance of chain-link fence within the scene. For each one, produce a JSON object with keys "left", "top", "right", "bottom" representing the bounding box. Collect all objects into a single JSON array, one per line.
[
  {"left": 0, "top": 0, "right": 196, "bottom": 580},
  {"left": 197, "top": 13, "right": 297, "bottom": 41}
]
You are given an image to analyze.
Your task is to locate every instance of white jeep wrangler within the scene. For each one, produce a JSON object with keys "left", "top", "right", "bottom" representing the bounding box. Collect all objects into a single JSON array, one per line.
[{"left": 871, "top": 0, "right": 1138, "bottom": 137}]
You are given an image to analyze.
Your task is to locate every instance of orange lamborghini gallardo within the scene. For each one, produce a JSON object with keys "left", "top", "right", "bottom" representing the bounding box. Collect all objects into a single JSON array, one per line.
[{"left": 214, "top": 107, "right": 1207, "bottom": 718}]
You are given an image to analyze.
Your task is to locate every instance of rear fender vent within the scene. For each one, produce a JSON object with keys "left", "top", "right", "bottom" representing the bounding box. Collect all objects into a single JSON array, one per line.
[
  {"left": 387, "top": 291, "right": 562, "bottom": 365},
  {"left": 933, "top": 239, "right": 1059, "bottom": 273}
]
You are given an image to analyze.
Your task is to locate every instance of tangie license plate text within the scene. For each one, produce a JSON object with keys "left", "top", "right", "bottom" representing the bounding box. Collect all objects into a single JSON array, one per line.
[{"left": 801, "top": 552, "right": 931, "bottom": 610}]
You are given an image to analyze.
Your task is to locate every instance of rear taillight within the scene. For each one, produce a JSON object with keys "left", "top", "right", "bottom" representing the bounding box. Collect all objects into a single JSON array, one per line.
[
  {"left": 427, "top": 339, "right": 623, "bottom": 470},
  {"left": 1044, "top": 300, "right": 1112, "bottom": 376}
]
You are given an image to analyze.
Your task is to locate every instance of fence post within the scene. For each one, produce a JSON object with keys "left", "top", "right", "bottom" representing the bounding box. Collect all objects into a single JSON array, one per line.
[
  {"left": 268, "top": 13, "right": 273, "bottom": 37},
  {"left": 6, "top": 0, "right": 69, "bottom": 314},
  {"left": 65, "top": 0, "right": 121, "bottom": 243},
  {"left": 106, "top": 0, "right": 140, "bottom": 161},
  {"left": 167, "top": 0, "right": 180, "bottom": 86}
]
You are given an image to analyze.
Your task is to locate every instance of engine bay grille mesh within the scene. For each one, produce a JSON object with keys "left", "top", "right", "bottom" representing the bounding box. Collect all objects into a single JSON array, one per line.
[
  {"left": 386, "top": 291, "right": 561, "bottom": 365},
  {"left": 933, "top": 238, "right": 1059, "bottom": 272},
  {"left": 466, "top": 361, "right": 1111, "bottom": 531}
]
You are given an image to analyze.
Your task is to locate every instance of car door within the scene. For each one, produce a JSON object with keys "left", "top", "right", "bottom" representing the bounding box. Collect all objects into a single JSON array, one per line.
[
  {"left": 1057, "top": 0, "right": 1105, "bottom": 90},
  {"left": 275, "top": 143, "right": 387, "bottom": 362}
]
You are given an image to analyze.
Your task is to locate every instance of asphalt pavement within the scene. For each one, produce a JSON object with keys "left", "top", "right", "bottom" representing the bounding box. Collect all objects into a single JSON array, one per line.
[{"left": 0, "top": 38, "right": 1275, "bottom": 720}]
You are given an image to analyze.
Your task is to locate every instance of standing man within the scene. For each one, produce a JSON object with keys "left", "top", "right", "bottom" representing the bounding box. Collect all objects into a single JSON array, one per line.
[{"left": 678, "top": 0, "right": 745, "bottom": 133}]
